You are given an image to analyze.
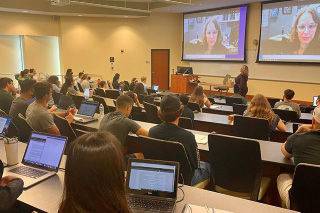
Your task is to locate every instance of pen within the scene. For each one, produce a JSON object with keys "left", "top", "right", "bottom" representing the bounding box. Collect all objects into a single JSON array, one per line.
[{"left": 201, "top": 136, "right": 206, "bottom": 140}]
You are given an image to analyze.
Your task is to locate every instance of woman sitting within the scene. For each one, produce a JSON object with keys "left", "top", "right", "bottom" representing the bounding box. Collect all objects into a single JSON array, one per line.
[
  {"left": 189, "top": 86, "right": 211, "bottom": 108},
  {"left": 60, "top": 77, "right": 78, "bottom": 96}
]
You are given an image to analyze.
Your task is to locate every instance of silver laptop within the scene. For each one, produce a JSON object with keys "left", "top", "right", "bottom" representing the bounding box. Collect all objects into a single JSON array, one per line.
[
  {"left": 313, "top": 96, "right": 318, "bottom": 107},
  {"left": 74, "top": 100, "right": 99, "bottom": 123},
  {"left": 3, "top": 132, "right": 67, "bottom": 189},
  {"left": 0, "top": 114, "right": 12, "bottom": 167},
  {"left": 126, "top": 159, "right": 179, "bottom": 213}
]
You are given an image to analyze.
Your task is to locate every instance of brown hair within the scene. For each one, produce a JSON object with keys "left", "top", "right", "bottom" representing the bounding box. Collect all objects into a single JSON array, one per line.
[
  {"left": 47, "top": 75, "right": 59, "bottom": 85},
  {"left": 189, "top": 86, "right": 205, "bottom": 108},
  {"left": 240, "top": 65, "right": 249, "bottom": 76},
  {"left": 201, "top": 19, "right": 223, "bottom": 46},
  {"left": 284, "top": 89, "right": 295, "bottom": 100},
  {"left": 116, "top": 94, "right": 134, "bottom": 109},
  {"left": 59, "top": 132, "right": 130, "bottom": 213}
]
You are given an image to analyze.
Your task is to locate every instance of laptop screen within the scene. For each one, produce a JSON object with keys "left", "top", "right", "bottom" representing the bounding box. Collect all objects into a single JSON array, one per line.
[
  {"left": 126, "top": 159, "right": 179, "bottom": 199},
  {"left": 22, "top": 132, "right": 67, "bottom": 171},
  {"left": 152, "top": 85, "right": 159, "bottom": 91},
  {"left": 313, "top": 96, "right": 318, "bottom": 107},
  {"left": 78, "top": 101, "right": 98, "bottom": 117},
  {"left": 0, "top": 114, "right": 11, "bottom": 136}
]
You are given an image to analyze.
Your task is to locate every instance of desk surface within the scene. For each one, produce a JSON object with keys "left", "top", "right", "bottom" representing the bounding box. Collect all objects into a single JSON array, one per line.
[{"left": 0, "top": 141, "right": 295, "bottom": 213}]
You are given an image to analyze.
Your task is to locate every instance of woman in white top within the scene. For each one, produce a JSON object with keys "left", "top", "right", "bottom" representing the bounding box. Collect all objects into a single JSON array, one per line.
[
  {"left": 47, "top": 76, "right": 61, "bottom": 93},
  {"left": 80, "top": 74, "right": 90, "bottom": 91},
  {"left": 189, "top": 86, "right": 211, "bottom": 108}
]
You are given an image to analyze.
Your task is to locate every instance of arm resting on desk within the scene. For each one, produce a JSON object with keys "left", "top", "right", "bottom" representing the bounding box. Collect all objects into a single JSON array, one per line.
[
  {"left": 136, "top": 127, "right": 148, "bottom": 137},
  {"left": 276, "top": 119, "right": 286, "bottom": 132},
  {"left": 281, "top": 142, "right": 293, "bottom": 159}
]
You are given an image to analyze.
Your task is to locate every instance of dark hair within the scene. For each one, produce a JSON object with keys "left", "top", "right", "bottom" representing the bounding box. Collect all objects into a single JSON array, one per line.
[
  {"left": 59, "top": 132, "right": 130, "bottom": 213},
  {"left": 20, "top": 69, "right": 30, "bottom": 77},
  {"left": 82, "top": 74, "right": 88, "bottom": 80},
  {"left": 234, "top": 84, "right": 240, "bottom": 94},
  {"left": 78, "top": 72, "right": 84, "bottom": 78},
  {"left": 202, "top": 19, "right": 223, "bottom": 47},
  {"left": 131, "top": 78, "right": 137, "bottom": 83},
  {"left": 47, "top": 76, "right": 59, "bottom": 85},
  {"left": 99, "top": 81, "right": 106, "bottom": 88},
  {"left": 33, "top": 82, "right": 52, "bottom": 100},
  {"left": 158, "top": 95, "right": 182, "bottom": 122},
  {"left": 125, "top": 91, "right": 136, "bottom": 104},
  {"left": 134, "top": 83, "right": 145, "bottom": 95},
  {"left": 65, "top": 69, "right": 73, "bottom": 80},
  {"left": 284, "top": 89, "right": 295, "bottom": 100},
  {"left": 20, "top": 79, "right": 36, "bottom": 93},
  {"left": 0, "top": 77, "right": 13, "bottom": 89},
  {"left": 179, "top": 94, "right": 189, "bottom": 106},
  {"left": 116, "top": 95, "right": 133, "bottom": 109},
  {"left": 113, "top": 73, "right": 120, "bottom": 83},
  {"left": 60, "top": 78, "right": 73, "bottom": 95},
  {"left": 30, "top": 68, "right": 35, "bottom": 73},
  {"left": 158, "top": 108, "right": 182, "bottom": 123}
]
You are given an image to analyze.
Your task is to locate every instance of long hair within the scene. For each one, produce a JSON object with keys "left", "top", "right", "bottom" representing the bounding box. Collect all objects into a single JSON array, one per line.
[
  {"left": 113, "top": 73, "right": 120, "bottom": 83},
  {"left": 201, "top": 19, "right": 223, "bottom": 47},
  {"left": 59, "top": 132, "right": 131, "bottom": 213},
  {"left": 247, "top": 94, "right": 276, "bottom": 127},
  {"left": 134, "top": 83, "right": 145, "bottom": 95},
  {"left": 47, "top": 76, "right": 59, "bottom": 85},
  {"left": 240, "top": 65, "right": 249, "bottom": 76},
  {"left": 189, "top": 86, "right": 205, "bottom": 108},
  {"left": 60, "top": 78, "right": 73, "bottom": 95}
]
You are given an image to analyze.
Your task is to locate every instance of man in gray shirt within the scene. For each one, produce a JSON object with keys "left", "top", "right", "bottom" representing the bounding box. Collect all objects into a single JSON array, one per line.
[{"left": 275, "top": 89, "right": 301, "bottom": 118}]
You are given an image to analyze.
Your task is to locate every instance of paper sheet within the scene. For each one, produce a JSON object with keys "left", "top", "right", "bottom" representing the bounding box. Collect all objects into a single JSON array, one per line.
[{"left": 195, "top": 134, "right": 208, "bottom": 144}]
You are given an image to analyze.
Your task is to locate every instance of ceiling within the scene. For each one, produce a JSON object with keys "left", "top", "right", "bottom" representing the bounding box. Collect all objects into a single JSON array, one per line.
[{"left": 0, "top": 0, "right": 267, "bottom": 18}]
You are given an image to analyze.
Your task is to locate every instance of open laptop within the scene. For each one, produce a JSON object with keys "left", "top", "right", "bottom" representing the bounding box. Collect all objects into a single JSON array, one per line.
[
  {"left": 3, "top": 132, "right": 67, "bottom": 189},
  {"left": 313, "top": 96, "right": 318, "bottom": 107},
  {"left": 152, "top": 85, "right": 159, "bottom": 92},
  {"left": 126, "top": 158, "right": 179, "bottom": 213},
  {"left": 73, "top": 100, "right": 99, "bottom": 123},
  {"left": 0, "top": 114, "right": 12, "bottom": 136}
]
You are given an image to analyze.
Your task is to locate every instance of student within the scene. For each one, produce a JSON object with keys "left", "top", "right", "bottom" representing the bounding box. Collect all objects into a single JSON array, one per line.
[
  {"left": 140, "top": 76, "right": 149, "bottom": 93},
  {"left": 29, "top": 68, "right": 38, "bottom": 81},
  {"left": 65, "top": 69, "right": 73, "bottom": 81},
  {"left": 112, "top": 73, "right": 120, "bottom": 89},
  {"left": 275, "top": 89, "right": 301, "bottom": 118},
  {"left": 99, "top": 81, "right": 109, "bottom": 90},
  {"left": 129, "top": 77, "right": 138, "bottom": 91},
  {"left": 58, "top": 132, "right": 131, "bottom": 213},
  {"left": 126, "top": 91, "right": 142, "bottom": 108},
  {"left": 80, "top": 74, "right": 90, "bottom": 91},
  {"left": 231, "top": 84, "right": 247, "bottom": 105},
  {"left": 47, "top": 75, "right": 61, "bottom": 93},
  {"left": 99, "top": 95, "right": 148, "bottom": 145},
  {"left": 0, "top": 77, "right": 17, "bottom": 115},
  {"left": 245, "top": 94, "right": 286, "bottom": 133},
  {"left": 134, "top": 83, "right": 146, "bottom": 96},
  {"left": 277, "top": 107, "right": 320, "bottom": 208},
  {"left": 26, "top": 82, "right": 74, "bottom": 135},
  {"left": 60, "top": 77, "right": 78, "bottom": 96},
  {"left": 179, "top": 94, "right": 194, "bottom": 122},
  {"left": 14, "top": 69, "right": 32, "bottom": 83},
  {"left": 149, "top": 95, "right": 210, "bottom": 186},
  {"left": 189, "top": 86, "right": 211, "bottom": 108},
  {"left": 76, "top": 71, "right": 84, "bottom": 84},
  {"left": 0, "top": 159, "right": 24, "bottom": 211}
]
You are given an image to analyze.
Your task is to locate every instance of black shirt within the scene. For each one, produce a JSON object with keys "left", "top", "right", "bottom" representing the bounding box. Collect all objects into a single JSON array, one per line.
[
  {"left": 285, "top": 130, "right": 320, "bottom": 166},
  {"left": 181, "top": 107, "right": 194, "bottom": 122},
  {"left": 149, "top": 123, "right": 199, "bottom": 170}
]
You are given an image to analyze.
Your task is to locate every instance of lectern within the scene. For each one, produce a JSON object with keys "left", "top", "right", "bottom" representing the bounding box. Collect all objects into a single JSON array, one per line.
[{"left": 170, "top": 74, "right": 198, "bottom": 94}]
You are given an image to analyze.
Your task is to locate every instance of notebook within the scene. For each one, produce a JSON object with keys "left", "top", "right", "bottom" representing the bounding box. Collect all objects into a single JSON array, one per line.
[
  {"left": 3, "top": 132, "right": 67, "bottom": 189},
  {"left": 0, "top": 114, "right": 12, "bottom": 136},
  {"left": 126, "top": 159, "right": 179, "bottom": 213},
  {"left": 313, "top": 96, "right": 318, "bottom": 107},
  {"left": 74, "top": 100, "right": 99, "bottom": 123}
]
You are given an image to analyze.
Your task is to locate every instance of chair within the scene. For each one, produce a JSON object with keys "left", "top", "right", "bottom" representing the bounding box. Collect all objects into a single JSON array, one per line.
[
  {"left": 214, "top": 74, "right": 230, "bottom": 96},
  {"left": 17, "top": 113, "right": 34, "bottom": 143},
  {"left": 53, "top": 114, "right": 76, "bottom": 154},
  {"left": 0, "top": 109, "right": 6, "bottom": 115},
  {"left": 289, "top": 163, "right": 320, "bottom": 212},
  {"left": 143, "top": 102, "right": 162, "bottom": 124},
  {"left": 147, "top": 88, "right": 156, "bottom": 95},
  {"left": 225, "top": 97, "right": 243, "bottom": 106},
  {"left": 92, "top": 95, "right": 110, "bottom": 114},
  {"left": 272, "top": 108, "right": 298, "bottom": 122},
  {"left": 178, "top": 117, "right": 193, "bottom": 130},
  {"left": 95, "top": 88, "right": 106, "bottom": 97},
  {"left": 52, "top": 92, "right": 63, "bottom": 105},
  {"left": 137, "top": 94, "right": 146, "bottom": 104},
  {"left": 105, "top": 89, "right": 121, "bottom": 99},
  {"left": 113, "top": 99, "right": 117, "bottom": 107},
  {"left": 233, "top": 103, "right": 247, "bottom": 115},
  {"left": 304, "top": 106, "right": 315, "bottom": 113},
  {"left": 74, "top": 129, "right": 90, "bottom": 137},
  {"left": 208, "top": 134, "right": 270, "bottom": 201},
  {"left": 57, "top": 95, "right": 73, "bottom": 110},
  {"left": 267, "top": 98, "right": 280, "bottom": 108},
  {"left": 187, "top": 102, "right": 201, "bottom": 112},
  {"left": 71, "top": 95, "right": 85, "bottom": 109},
  {"left": 143, "top": 95, "right": 155, "bottom": 105},
  {"left": 77, "top": 82, "right": 84, "bottom": 93},
  {"left": 7, "top": 122, "right": 19, "bottom": 139},
  {"left": 232, "top": 115, "right": 269, "bottom": 141}
]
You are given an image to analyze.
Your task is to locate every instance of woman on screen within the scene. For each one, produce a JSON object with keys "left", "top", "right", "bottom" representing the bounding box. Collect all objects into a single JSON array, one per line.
[
  {"left": 59, "top": 132, "right": 131, "bottom": 213},
  {"left": 288, "top": 8, "right": 320, "bottom": 55},
  {"left": 235, "top": 65, "right": 249, "bottom": 97}
]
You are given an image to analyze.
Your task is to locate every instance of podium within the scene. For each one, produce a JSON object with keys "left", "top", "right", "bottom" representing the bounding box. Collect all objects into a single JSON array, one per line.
[{"left": 170, "top": 74, "right": 198, "bottom": 94}]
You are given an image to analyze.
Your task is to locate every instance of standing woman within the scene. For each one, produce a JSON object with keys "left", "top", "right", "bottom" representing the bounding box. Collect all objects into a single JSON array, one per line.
[{"left": 235, "top": 65, "right": 249, "bottom": 97}]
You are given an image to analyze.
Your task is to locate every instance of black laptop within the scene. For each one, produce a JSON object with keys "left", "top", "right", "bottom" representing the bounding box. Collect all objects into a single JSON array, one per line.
[{"left": 73, "top": 100, "right": 99, "bottom": 123}]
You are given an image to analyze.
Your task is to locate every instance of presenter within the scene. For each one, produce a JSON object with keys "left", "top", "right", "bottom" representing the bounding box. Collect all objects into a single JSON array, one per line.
[{"left": 235, "top": 65, "right": 249, "bottom": 97}]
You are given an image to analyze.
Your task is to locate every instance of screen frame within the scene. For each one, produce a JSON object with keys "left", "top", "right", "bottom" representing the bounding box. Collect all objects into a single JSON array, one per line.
[
  {"left": 256, "top": 0, "right": 320, "bottom": 65},
  {"left": 182, "top": 4, "right": 248, "bottom": 63},
  {"left": 78, "top": 100, "right": 99, "bottom": 117},
  {"left": 0, "top": 114, "right": 12, "bottom": 136}
]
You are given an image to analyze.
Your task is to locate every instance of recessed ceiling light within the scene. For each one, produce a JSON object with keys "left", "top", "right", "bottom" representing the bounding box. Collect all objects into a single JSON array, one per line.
[
  {"left": 165, "top": 0, "right": 170, "bottom": 1},
  {"left": 22, "top": 10, "right": 28, "bottom": 13},
  {"left": 78, "top": 14, "right": 82, "bottom": 16},
  {"left": 198, "top": 4, "right": 202, "bottom": 5},
  {"left": 124, "top": 16, "right": 128, "bottom": 18}
]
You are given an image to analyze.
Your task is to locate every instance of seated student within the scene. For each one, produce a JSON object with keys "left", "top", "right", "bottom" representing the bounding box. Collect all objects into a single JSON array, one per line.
[
  {"left": 26, "top": 82, "right": 74, "bottom": 135},
  {"left": 0, "top": 77, "right": 17, "bottom": 115},
  {"left": 275, "top": 89, "right": 301, "bottom": 118},
  {"left": 60, "top": 77, "right": 78, "bottom": 96},
  {"left": 179, "top": 94, "right": 194, "bottom": 122},
  {"left": 14, "top": 69, "right": 32, "bottom": 83},
  {"left": 0, "top": 159, "right": 24, "bottom": 211},
  {"left": 149, "top": 95, "right": 211, "bottom": 186},
  {"left": 59, "top": 132, "right": 131, "bottom": 213},
  {"left": 99, "top": 81, "right": 109, "bottom": 90},
  {"left": 244, "top": 94, "right": 286, "bottom": 133},
  {"left": 277, "top": 107, "right": 320, "bottom": 208},
  {"left": 129, "top": 78, "right": 138, "bottom": 91},
  {"left": 99, "top": 95, "right": 148, "bottom": 145},
  {"left": 231, "top": 84, "right": 247, "bottom": 105},
  {"left": 134, "top": 83, "right": 147, "bottom": 96},
  {"left": 189, "top": 86, "right": 211, "bottom": 108},
  {"left": 76, "top": 71, "right": 84, "bottom": 84},
  {"left": 140, "top": 76, "right": 149, "bottom": 93},
  {"left": 80, "top": 74, "right": 90, "bottom": 91},
  {"left": 47, "top": 75, "right": 61, "bottom": 93},
  {"left": 126, "top": 91, "right": 142, "bottom": 108}
]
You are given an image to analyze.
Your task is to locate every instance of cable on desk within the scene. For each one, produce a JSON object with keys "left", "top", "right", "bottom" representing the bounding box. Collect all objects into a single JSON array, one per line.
[
  {"left": 179, "top": 173, "right": 184, "bottom": 188},
  {"left": 176, "top": 187, "right": 185, "bottom": 203}
]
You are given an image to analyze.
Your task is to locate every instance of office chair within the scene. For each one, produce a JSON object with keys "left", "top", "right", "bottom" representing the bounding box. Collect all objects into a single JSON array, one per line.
[
  {"left": 178, "top": 117, "right": 194, "bottom": 130},
  {"left": 187, "top": 102, "right": 201, "bottom": 112},
  {"left": 267, "top": 98, "right": 280, "bottom": 108},
  {"left": 92, "top": 95, "right": 110, "bottom": 114},
  {"left": 272, "top": 108, "right": 298, "bottom": 122},
  {"left": 225, "top": 97, "right": 244, "bottom": 106},
  {"left": 52, "top": 92, "right": 63, "bottom": 105},
  {"left": 74, "top": 129, "right": 90, "bottom": 137},
  {"left": 304, "top": 106, "right": 315, "bottom": 113},
  {"left": 147, "top": 88, "right": 156, "bottom": 95},
  {"left": 95, "top": 88, "right": 106, "bottom": 97},
  {"left": 105, "top": 89, "right": 121, "bottom": 99},
  {"left": 143, "top": 95, "right": 155, "bottom": 105},
  {"left": 71, "top": 95, "right": 85, "bottom": 109},
  {"left": 17, "top": 113, "right": 35, "bottom": 143},
  {"left": 214, "top": 74, "right": 230, "bottom": 97},
  {"left": 57, "top": 95, "right": 74, "bottom": 110},
  {"left": 143, "top": 102, "right": 162, "bottom": 124},
  {"left": 233, "top": 103, "right": 247, "bottom": 115}
]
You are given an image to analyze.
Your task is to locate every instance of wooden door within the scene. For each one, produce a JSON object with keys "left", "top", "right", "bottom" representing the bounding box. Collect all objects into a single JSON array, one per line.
[{"left": 151, "top": 49, "right": 169, "bottom": 90}]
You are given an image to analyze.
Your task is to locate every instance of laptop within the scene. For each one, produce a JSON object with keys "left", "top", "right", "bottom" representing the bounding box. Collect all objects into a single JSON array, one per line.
[
  {"left": 152, "top": 85, "right": 159, "bottom": 92},
  {"left": 3, "top": 132, "right": 67, "bottom": 189},
  {"left": 313, "top": 96, "right": 318, "bottom": 107},
  {"left": 73, "top": 100, "right": 99, "bottom": 123},
  {"left": 126, "top": 158, "right": 179, "bottom": 213},
  {"left": 0, "top": 114, "right": 12, "bottom": 136}
]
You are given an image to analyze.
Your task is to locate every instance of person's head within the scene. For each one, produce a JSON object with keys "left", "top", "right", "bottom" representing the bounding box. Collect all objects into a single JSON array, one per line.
[
  {"left": 99, "top": 81, "right": 107, "bottom": 89},
  {"left": 158, "top": 95, "right": 182, "bottom": 123},
  {"left": 66, "top": 69, "right": 73, "bottom": 77},
  {"left": 134, "top": 83, "right": 145, "bottom": 95},
  {"left": 240, "top": 65, "right": 249, "bottom": 76},
  {"left": 125, "top": 91, "right": 136, "bottom": 103},
  {"left": 312, "top": 107, "right": 320, "bottom": 129},
  {"left": 33, "top": 82, "right": 52, "bottom": 102},
  {"left": 290, "top": 8, "right": 320, "bottom": 47},
  {"left": 116, "top": 95, "right": 134, "bottom": 117},
  {"left": 119, "top": 81, "right": 125, "bottom": 87},
  {"left": 29, "top": 68, "right": 36, "bottom": 76},
  {"left": 233, "top": 84, "right": 240, "bottom": 94},
  {"left": 202, "top": 19, "right": 222, "bottom": 48},
  {"left": 82, "top": 74, "right": 89, "bottom": 81},
  {"left": 20, "top": 69, "right": 30, "bottom": 78},
  {"left": 141, "top": 76, "right": 147, "bottom": 83},
  {"left": 0, "top": 77, "right": 14, "bottom": 92},
  {"left": 316, "top": 95, "right": 320, "bottom": 106},
  {"left": 283, "top": 89, "right": 295, "bottom": 100},
  {"left": 59, "top": 132, "right": 130, "bottom": 213},
  {"left": 179, "top": 94, "right": 189, "bottom": 107},
  {"left": 78, "top": 71, "right": 84, "bottom": 79},
  {"left": 247, "top": 94, "right": 276, "bottom": 126},
  {"left": 47, "top": 76, "right": 59, "bottom": 86},
  {"left": 131, "top": 77, "right": 137, "bottom": 84},
  {"left": 190, "top": 86, "right": 205, "bottom": 107},
  {"left": 113, "top": 73, "right": 120, "bottom": 83},
  {"left": 20, "top": 79, "right": 36, "bottom": 98}
]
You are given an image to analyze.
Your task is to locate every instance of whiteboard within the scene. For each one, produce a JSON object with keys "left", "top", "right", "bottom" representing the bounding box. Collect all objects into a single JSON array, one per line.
[{"left": 190, "top": 49, "right": 320, "bottom": 84}]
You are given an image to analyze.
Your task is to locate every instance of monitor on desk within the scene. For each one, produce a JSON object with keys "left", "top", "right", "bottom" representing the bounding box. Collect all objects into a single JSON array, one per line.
[
  {"left": 313, "top": 96, "right": 318, "bottom": 107},
  {"left": 177, "top": 66, "right": 193, "bottom": 75}
]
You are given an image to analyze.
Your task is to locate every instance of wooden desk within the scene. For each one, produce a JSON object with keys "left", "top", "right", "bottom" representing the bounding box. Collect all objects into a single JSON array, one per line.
[{"left": 170, "top": 74, "right": 198, "bottom": 94}]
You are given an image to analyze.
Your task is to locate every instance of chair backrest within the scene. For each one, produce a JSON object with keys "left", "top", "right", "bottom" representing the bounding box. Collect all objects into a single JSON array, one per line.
[
  {"left": 304, "top": 106, "right": 315, "bottom": 113},
  {"left": 290, "top": 163, "right": 320, "bottom": 212},
  {"left": 233, "top": 103, "right": 247, "bottom": 115},
  {"left": 138, "top": 94, "right": 145, "bottom": 104},
  {"left": 95, "top": 88, "right": 106, "bottom": 97},
  {"left": 208, "top": 97, "right": 215, "bottom": 104},
  {"left": 52, "top": 92, "right": 63, "bottom": 105},
  {"left": 178, "top": 117, "right": 194, "bottom": 130},
  {"left": 272, "top": 108, "right": 298, "bottom": 122},
  {"left": 71, "top": 95, "right": 85, "bottom": 109},
  {"left": 267, "top": 98, "right": 280, "bottom": 108},
  {"left": 53, "top": 114, "right": 76, "bottom": 154},
  {"left": 147, "top": 88, "right": 156, "bottom": 95},
  {"left": 17, "top": 113, "right": 34, "bottom": 143},
  {"left": 0, "top": 109, "right": 6, "bottom": 116},
  {"left": 225, "top": 97, "right": 243, "bottom": 106},
  {"left": 92, "top": 95, "right": 110, "bottom": 114},
  {"left": 232, "top": 115, "right": 269, "bottom": 140},
  {"left": 208, "top": 133, "right": 262, "bottom": 201},
  {"left": 77, "top": 82, "right": 84, "bottom": 93},
  {"left": 105, "top": 89, "right": 121, "bottom": 99},
  {"left": 187, "top": 102, "right": 201, "bottom": 112},
  {"left": 57, "top": 95, "right": 73, "bottom": 110},
  {"left": 7, "top": 122, "right": 19, "bottom": 139},
  {"left": 143, "top": 102, "right": 162, "bottom": 124},
  {"left": 143, "top": 95, "right": 155, "bottom": 105}
]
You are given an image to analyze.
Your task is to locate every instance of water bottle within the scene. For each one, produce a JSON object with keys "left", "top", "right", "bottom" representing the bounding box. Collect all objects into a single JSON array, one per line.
[{"left": 99, "top": 104, "right": 104, "bottom": 117}]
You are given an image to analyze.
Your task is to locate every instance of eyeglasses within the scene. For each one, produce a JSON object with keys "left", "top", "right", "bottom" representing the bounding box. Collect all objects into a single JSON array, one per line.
[{"left": 297, "top": 23, "right": 318, "bottom": 32}]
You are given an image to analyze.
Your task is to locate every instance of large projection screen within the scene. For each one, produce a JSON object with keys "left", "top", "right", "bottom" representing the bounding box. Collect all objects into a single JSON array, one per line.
[
  {"left": 258, "top": 0, "right": 320, "bottom": 63},
  {"left": 183, "top": 5, "right": 248, "bottom": 62}
]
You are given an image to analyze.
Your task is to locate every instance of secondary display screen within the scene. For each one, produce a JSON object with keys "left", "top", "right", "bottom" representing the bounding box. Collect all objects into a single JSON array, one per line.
[
  {"left": 183, "top": 5, "right": 248, "bottom": 61},
  {"left": 258, "top": 0, "right": 320, "bottom": 63}
]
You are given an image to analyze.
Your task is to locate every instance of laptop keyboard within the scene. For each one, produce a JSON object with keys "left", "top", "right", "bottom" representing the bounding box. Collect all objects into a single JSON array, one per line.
[
  {"left": 9, "top": 166, "right": 48, "bottom": 179},
  {"left": 127, "top": 196, "right": 174, "bottom": 212}
]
